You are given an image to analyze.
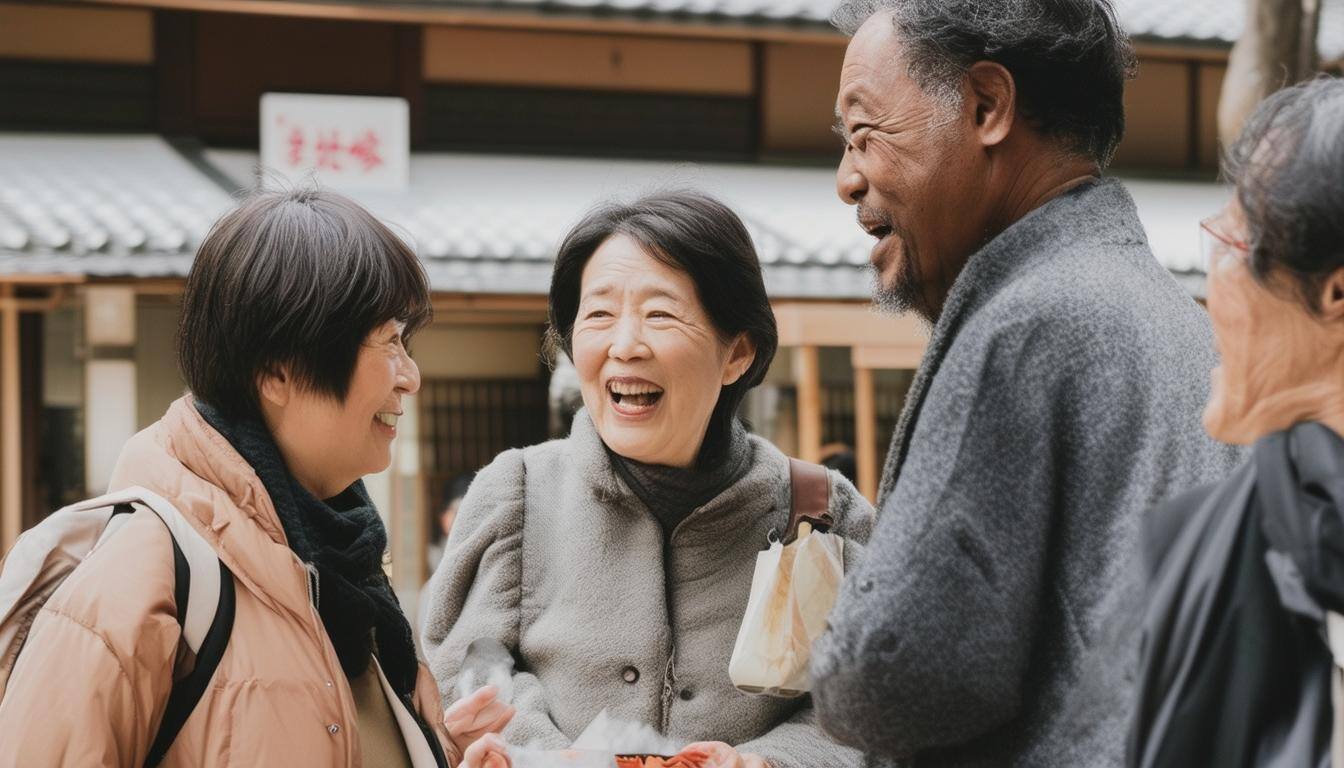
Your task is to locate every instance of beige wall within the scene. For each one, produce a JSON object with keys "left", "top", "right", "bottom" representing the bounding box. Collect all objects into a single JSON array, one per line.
[
  {"left": 413, "top": 325, "right": 543, "bottom": 379},
  {"left": 136, "top": 302, "right": 186, "bottom": 431},
  {"left": 761, "top": 42, "right": 846, "bottom": 154},
  {"left": 127, "top": 316, "right": 542, "bottom": 430},
  {"left": 1113, "top": 59, "right": 1192, "bottom": 170},
  {"left": 0, "top": 3, "right": 153, "bottom": 64},
  {"left": 424, "top": 26, "right": 753, "bottom": 96}
]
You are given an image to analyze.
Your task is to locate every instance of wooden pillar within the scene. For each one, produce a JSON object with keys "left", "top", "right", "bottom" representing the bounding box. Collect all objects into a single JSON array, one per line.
[
  {"left": 2, "top": 285, "right": 20, "bottom": 555},
  {"left": 84, "top": 286, "right": 137, "bottom": 495},
  {"left": 853, "top": 364, "right": 878, "bottom": 503},
  {"left": 794, "top": 345, "right": 822, "bottom": 463},
  {"left": 387, "top": 393, "right": 422, "bottom": 593}
]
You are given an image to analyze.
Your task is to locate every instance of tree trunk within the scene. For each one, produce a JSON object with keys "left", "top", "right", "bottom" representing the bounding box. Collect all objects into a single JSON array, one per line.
[{"left": 1218, "top": 0, "right": 1322, "bottom": 148}]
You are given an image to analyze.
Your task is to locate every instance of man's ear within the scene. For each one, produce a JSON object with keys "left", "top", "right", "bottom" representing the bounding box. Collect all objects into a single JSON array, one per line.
[
  {"left": 257, "top": 365, "right": 292, "bottom": 409},
  {"left": 1319, "top": 267, "right": 1344, "bottom": 322},
  {"left": 722, "top": 335, "right": 758, "bottom": 387},
  {"left": 963, "top": 61, "right": 1016, "bottom": 148}
]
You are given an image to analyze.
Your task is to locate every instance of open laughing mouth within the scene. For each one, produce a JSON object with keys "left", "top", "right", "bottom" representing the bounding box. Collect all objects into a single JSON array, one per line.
[
  {"left": 607, "top": 377, "right": 664, "bottom": 416},
  {"left": 374, "top": 411, "right": 401, "bottom": 432}
]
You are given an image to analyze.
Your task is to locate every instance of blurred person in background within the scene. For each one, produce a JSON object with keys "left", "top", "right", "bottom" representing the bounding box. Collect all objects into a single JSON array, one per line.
[
  {"left": 423, "top": 191, "right": 874, "bottom": 768},
  {"left": 0, "top": 189, "right": 508, "bottom": 767},
  {"left": 1130, "top": 77, "right": 1344, "bottom": 768},
  {"left": 429, "top": 472, "right": 476, "bottom": 573},
  {"left": 819, "top": 444, "right": 858, "bottom": 487}
]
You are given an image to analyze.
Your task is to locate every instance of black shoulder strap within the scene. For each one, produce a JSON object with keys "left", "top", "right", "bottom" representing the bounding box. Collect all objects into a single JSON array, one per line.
[{"left": 143, "top": 520, "right": 236, "bottom": 767}]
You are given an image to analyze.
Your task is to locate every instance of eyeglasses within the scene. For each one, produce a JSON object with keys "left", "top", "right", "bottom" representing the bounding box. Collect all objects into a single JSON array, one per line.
[{"left": 1199, "top": 218, "right": 1250, "bottom": 274}]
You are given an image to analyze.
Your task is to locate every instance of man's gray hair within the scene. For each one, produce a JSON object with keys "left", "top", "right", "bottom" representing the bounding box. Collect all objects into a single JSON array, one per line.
[{"left": 832, "top": 0, "right": 1136, "bottom": 167}]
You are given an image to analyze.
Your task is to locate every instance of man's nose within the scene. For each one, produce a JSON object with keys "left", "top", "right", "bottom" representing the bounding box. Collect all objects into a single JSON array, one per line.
[{"left": 836, "top": 148, "right": 866, "bottom": 205}]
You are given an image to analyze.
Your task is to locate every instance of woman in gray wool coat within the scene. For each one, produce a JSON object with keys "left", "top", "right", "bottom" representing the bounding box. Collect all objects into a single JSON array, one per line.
[{"left": 422, "top": 191, "right": 875, "bottom": 768}]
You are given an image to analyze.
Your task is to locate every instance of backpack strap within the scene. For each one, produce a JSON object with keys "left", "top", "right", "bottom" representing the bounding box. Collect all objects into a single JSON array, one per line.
[
  {"left": 145, "top": 557, "right": 234, "bottom": 767},
  {"left": 77, "top": 490, "right": 234, "bottom": 768},
  {"left": 84, "top": 487, "right": 222, "bottom": 656},
  {"left": 786, "top": 458, "right": 834, "bottom": 544}
]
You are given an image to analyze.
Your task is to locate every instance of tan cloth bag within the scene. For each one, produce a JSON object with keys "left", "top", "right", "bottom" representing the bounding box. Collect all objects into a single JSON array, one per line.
[{"left": 728, "top": 460, "right": 845, "bottom": 697}]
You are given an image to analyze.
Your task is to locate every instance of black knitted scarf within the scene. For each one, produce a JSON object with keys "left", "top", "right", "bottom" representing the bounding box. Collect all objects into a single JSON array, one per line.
[{"left": 195, "top": 400, "right": 418, "bottom": 697}]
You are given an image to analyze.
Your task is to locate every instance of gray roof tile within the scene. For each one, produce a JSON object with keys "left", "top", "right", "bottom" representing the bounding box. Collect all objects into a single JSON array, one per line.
[
  {"left": 437, "top": 0, "right": 1344, "bottom": 59},
  {"left": 1, "top": 136, "right": 1224, "bottom": 299}
]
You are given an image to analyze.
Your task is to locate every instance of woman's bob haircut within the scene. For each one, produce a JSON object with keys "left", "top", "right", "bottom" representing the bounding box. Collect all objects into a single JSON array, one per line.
[
  {"left": 547, "top": 189, "right": 779, "bottom": 458},
  {"left": 177, "top": 187, "right": 432, "bottom": 420}
]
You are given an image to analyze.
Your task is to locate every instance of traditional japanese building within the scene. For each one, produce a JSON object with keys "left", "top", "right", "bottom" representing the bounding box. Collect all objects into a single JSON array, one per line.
[{"left": 2, "top": 0, "right": 1341, "bottom": 607}]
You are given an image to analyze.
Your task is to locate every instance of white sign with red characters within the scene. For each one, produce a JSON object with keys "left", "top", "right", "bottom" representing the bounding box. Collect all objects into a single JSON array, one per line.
[{"left": 260, "top": 93, "right": 409, "bottom": 190}]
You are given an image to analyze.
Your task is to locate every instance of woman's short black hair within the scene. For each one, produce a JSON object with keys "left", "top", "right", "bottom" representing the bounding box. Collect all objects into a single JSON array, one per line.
[
  {"left": 178, "top": 187, "right": 432, "bottom": 420},
  {"left": 547, "top": 190, "right": 779, "bottom": 459},
  {"left": 1225, "top": 76, "right": 1344, "bottom": 313}
]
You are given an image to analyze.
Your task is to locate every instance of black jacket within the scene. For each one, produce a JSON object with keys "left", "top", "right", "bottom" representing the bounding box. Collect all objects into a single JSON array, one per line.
[{"left": 1130, "top": 422, "right": 1344, "bottom": 768}]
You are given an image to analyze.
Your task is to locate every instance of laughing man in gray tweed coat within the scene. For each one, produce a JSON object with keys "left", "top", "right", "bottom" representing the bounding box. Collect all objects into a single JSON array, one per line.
[{"left": 811, "top": 2, "right": 1242, "bottom": 767}]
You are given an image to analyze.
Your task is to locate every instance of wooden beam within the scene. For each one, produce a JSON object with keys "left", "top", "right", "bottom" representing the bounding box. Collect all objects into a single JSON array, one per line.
[
  {"left": 79, "top": 0, "right": 849, "bottom": 44},
  {"left": 1, "top": 285, "right": 20, "bottom": 556},
  {"left": 774, "top": 301, "right": 927, "bottom": 349},
  {"left": 0, "top": 275, "right": 86, "bottom": 287},
  {"left": 430, "top": 293, "right": 549, "bottom": 312},
  {"left": 852, "top": 344, "right": 924, "bottom": 371},
  {"left": 853, "top": 364, "right": 877, "bottom": 502},
  {"left": 0, "top": 2, "right": 154, "bottom": 64},
  {"left": 424, "top": 26, "right": 754, "bottom": 96},
  {"left": 793, "top": 345, "right": 821, "bottom": 463},
  {"left": 1131, "top": 41, "right": 1232, "bottom": 63}
]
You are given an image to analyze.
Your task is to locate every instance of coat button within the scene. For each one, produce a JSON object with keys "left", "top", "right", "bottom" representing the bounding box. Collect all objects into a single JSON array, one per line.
[
  {"left": 327, "top": 724, "right": 340, "bottom": 735},
  {"left": 621, "top": 667, "right": 639, "bottom": 684},
  {"left": 679, "top": 688, "right": 694, "bottom": 701},
  {"left": 858, "top": 579, "right": 874, "bottom": 593}
]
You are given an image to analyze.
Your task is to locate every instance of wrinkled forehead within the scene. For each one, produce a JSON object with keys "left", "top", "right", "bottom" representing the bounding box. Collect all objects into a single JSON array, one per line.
[{"left": 836, "top": 12, "right": 915, "bottom": 115}]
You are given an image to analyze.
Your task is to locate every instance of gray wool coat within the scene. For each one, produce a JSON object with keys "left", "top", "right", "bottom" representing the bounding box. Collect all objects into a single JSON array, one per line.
[
  {"left": 422, "top": 410, "right": 875, "bottom": 768},
  {"left": 810, "top": 178, "right": 1244, "bottom": 768}
]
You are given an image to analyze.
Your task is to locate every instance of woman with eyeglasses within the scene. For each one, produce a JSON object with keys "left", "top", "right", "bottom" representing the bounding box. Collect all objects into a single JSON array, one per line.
[{"left": 1129, "top": 77, "right": 1344, "bottom": 768}]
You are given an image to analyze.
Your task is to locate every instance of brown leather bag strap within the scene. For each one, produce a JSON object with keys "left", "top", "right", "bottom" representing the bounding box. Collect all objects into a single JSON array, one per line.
[{"left": 786, "top": 458, "right": 834, "bottom": 543}]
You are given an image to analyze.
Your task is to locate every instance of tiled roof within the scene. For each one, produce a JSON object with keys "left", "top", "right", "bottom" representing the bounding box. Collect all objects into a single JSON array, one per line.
[
  {"left": 1123, "top": 0, "right": 1344, "bottom": 59},
  {"left": 434, "top": 0, "right": 1344, "bottom": 59},
  {"left": 0, "top": 135, "right": 1222, "bottom": 297},
  {"left": 205, "top": 149, "right": 884, "bottom": 298},
  {"left": 0, "top": 136, "right": 232, "bottom": 278}
]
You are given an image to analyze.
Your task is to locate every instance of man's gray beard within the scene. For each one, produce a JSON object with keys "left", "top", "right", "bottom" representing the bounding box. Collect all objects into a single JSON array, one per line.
[{"left": 868, "top": 258, "right": 930, "bottom": 322}]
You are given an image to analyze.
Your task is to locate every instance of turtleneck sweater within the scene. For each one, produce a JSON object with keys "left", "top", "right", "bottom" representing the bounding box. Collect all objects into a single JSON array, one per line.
[{"left": 608, "top": 419, "right": 752, "bottom": 539}]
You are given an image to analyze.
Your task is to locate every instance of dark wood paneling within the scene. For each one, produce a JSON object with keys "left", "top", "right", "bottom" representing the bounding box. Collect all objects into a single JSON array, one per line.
[
  {"left": 155, "top": 10, "right": 196, "bottom": 136},
  {"left": 19, "top": 313, "right": 42, "bottom": 529},
  {"left": 395, "top": 24, "right": 426, "bottom": 150},
  {"left": 0, "top": 59, "right": 154, "bottom": 131},
  {"left": 425, "top": 84, "right": 757, "bottom": 160},
  {"left": 418, "top": 377, "right": 549, "bottom": 516},
  {"left": 189, "top": 13, "right": 404, "bottom": 145}
]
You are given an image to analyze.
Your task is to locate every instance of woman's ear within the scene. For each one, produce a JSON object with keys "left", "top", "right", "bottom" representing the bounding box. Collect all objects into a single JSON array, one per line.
[
  {"left": 1319, "top": 267, "right": 1344, "bottom": 322},
  {"left": 257, "top": 365, "right": 293, "bottom": 409},
  {"left": 721, "top": 335, "right": 758, "bottom": 387}
]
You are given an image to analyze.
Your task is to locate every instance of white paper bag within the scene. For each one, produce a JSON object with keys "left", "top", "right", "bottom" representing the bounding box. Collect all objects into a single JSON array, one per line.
[{"left": 729, "top": 522, "right": 845, "bottom": 696}]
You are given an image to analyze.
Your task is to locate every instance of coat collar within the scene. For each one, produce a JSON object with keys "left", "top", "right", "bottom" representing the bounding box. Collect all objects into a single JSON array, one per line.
[
  {"left": 566, "top": 408, "right": 789, "bottom": 539},
  {"left": 876, "top": 178, "right": 1147, "bottom": 504},
  {"left": 109, "top": 395, "right": 308, "bottom": 619}
]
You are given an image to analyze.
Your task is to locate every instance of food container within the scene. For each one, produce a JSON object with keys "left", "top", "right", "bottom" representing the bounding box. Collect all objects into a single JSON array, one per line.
[{"left": 615, "top": 756, "right": 703, "bottom": 768}]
